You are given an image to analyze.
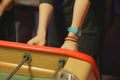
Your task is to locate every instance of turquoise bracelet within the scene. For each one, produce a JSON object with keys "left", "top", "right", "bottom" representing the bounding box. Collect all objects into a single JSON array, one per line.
[
  {"left": 68, "top": 27, "right": 82, "bottom": 37},
  {"left": 67, "top": 27, "right": 78, "bottom": 34}
]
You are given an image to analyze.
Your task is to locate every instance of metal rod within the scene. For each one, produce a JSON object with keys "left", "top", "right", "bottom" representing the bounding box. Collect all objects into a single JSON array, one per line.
[
  {"left": 6, "top": 56, "right": 29, "bottom": 80},
  {"left": 50, "top": 60, "right": 65, "bottom": 80}
]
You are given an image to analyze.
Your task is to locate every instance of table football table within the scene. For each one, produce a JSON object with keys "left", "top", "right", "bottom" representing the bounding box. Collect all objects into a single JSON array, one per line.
[{"left": 0, "top": 40, "right": 100, "bottom": 80}]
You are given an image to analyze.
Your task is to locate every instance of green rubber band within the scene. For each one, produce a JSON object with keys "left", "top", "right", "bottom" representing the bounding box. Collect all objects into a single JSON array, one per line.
[{"left": 65, "top": 40, "right": 78, "bottom": 45}]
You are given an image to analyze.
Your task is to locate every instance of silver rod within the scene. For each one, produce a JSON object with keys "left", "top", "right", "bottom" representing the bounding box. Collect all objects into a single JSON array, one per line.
[
  {"left": 50, "top": 60, "right": 65, "bottom": 80},
  {"left": 6, "top": 56, "right": 28, "bottom": 80}
]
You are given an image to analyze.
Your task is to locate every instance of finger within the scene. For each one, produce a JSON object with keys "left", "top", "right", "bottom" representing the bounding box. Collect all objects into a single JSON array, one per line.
[{"left": 27, "top": 40, "right": 34, "bottom": 45}]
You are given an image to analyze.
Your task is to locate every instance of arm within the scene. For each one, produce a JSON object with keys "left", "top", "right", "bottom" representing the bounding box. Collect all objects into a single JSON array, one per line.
[
  {"left": 69, "top": 0, "right": 90, "bottom": 38},
  {"left": 0, "top": 0, "right": 12, "bottom": 16},
  {"left": 28, "top": 3, "right": 54, "bottom": 45},
  {"left": 61, "top": 0, "right": 91, "bottom": 51}
]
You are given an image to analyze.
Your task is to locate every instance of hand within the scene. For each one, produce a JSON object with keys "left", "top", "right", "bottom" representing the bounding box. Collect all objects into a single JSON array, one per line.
[
  {"left": 61, "top": 40, "right": 78, "bottom": 51},
  {"left": 27, "top": 35, "right": 46, "bottom": 46}
]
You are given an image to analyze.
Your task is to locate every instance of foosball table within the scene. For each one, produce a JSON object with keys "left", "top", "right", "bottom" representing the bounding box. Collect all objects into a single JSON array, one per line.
[{"left": 0, "top": 40, "right": 100, "bottom": 80}]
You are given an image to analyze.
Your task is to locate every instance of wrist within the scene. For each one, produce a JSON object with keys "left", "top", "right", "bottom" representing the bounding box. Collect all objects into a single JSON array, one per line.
[
  {"left": 67, "top": 27, "right": 82, "bottom": 37},
  {"left": 68, "top": 32, "right": 78, "bottom": 40},
  {"left": 68, "top": 27, "right": 78, "bottom": 34},
  {"left": 65, "top": 40, "right": 78, "bottom": 45},
  {"left": 65, "top": 36, "right": 78, "bottom": 42},
  {"left": 37, "top": 31, "right": 46, "bottom": 38},
  {"left": 64, "top": 36, "right": 78, "bottom": 45}
]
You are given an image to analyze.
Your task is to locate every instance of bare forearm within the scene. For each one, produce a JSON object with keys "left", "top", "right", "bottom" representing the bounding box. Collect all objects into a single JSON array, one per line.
[
  {"left": 27, "top": 3, "right": 54, "bottom": 45},
  {"left": 37, "top": 3, "right": 54, "bottom": 37},
  {"left": 0, "top": 0, "right": 12, "bottom": 9},
  {"left": 72, "top": 0, "right": 90, "bottom": 28},
  {"left": 0, "top": 0, "right": 12, "bottom": 16},
  {"left": 68, "top": 0, "right": 90, "bottom": 37}
]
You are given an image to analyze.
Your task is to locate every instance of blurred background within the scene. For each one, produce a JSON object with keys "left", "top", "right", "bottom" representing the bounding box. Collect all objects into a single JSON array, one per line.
[
  {"left": 0, "top": 0, "right": 120, "bottom": 80},
  {"left": 102, "top": 0, "right": 120, "bottom": 79}
]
